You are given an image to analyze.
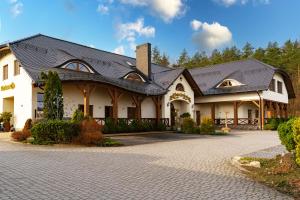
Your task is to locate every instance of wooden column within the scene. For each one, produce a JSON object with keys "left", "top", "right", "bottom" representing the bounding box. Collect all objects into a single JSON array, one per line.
[
  {"left": 152, "top": 96, "right": 162, "bottom": 124},
  {"left": 260, "top": 99, "right": 265, "bottom": 130},
  {"left": 131, "top": 95, "right": 144, "bottom": 120},
  {"left": 76, "top": 84, "right": 95, "bottom": 117},
  {"left": 211, "top": 103, "right": 215, "bottom": 122},
  {"left": 233, "top": 101, "right": 238, "bottom": 128},
  {"left": 273, "top": 102, "right": 278, "bottom": 118},
  {"left": 107, "top": 87, "right": 123, "bottom": 122}
]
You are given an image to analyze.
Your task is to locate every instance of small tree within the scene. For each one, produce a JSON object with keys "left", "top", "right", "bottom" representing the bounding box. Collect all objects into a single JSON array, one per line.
[{"left": 41, "top": 71, "right": 64, "bottom": 120}]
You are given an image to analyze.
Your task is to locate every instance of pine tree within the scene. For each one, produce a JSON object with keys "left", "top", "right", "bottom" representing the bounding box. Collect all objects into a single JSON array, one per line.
[
  {"left": 177, "top": 49, "right": 190, "bottom": 67},
  {"left": 264, "top": 42, "right": 282, "bottom": 67},
  {"left": 253, "top": 47, "right": 266, "bottom": 61},
  {"left": 41, "top": 71, "right": 64, "bottom": 120},
  {"left": 160, "top": 53, "right": 170, "bottom": 67},
  {"left": 152, "top": 46, "right": 161, "bottom": 65},
  {"left": 242, "top": 42, "right": 254, "bottom": 58},
  {"left": 210, "top": 49, "right": 223, "bottom": 64}
]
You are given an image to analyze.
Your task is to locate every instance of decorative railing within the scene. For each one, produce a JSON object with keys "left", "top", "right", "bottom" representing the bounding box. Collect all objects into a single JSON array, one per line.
[
  {"left": 94, "top": 118, "right": 170, "bottom": 127},
  {"left": 214, "top": 118, "right": 258, "bottom": 125}
]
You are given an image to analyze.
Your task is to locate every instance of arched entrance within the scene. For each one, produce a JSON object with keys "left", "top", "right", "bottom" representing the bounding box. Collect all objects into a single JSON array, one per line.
[{"left": 170, "top": 100, "right": 190, "bottom": 128}]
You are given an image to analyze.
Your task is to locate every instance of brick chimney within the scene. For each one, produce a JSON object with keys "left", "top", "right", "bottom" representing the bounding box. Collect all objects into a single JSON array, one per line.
[{"left": 136, "top": 43, "right": 151, "bottom": 80}]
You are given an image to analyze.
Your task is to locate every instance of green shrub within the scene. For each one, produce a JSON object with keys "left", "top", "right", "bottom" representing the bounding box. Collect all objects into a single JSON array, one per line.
[
  {"left": 278, "top": 118, "right": 296, "bottom": 152},
  {"left": 31, "top": 120, "right": 80, "bottom": 144},
  {"left": 265, "top": 118, "right": 285, "bottom": 130},
  {"left": 98, "top": 137, "right": 123, "bottom": 147},
  {"left": 182, "top": 117, "right": 196, "bottom": 134},
  {"left": 1, "top": 112, "right": 12, "bottom": 123},
  {"left": 180, "top": 112, "right": 191, "bottom": 118},
  {"left": 200, "top": 117, "right": 215, "bottom": 134},
  {"left": 72, "top": 109, "right": 84, "bottom": 123},
  {"left": 293, "top": 118, "right": 300, "bottom": 165},
  {"left": 117, "top": 119, "right": 130, "bottom": 133},
  {"left": 102, "top": 118, "right": 117, "bottom": 134},
  {"left": 264, "top": 124, "right": 274, "bottom": 130},
  {"left": 155, "top": 122, "right": 167, "bottom": 131}
]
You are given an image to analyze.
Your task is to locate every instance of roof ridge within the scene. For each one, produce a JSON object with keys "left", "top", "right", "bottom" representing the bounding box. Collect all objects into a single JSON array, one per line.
[{"left": 249, "top": 58, "right": 276, "bottom": 70}]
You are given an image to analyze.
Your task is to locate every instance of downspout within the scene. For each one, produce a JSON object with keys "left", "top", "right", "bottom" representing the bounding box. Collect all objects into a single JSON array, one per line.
[{"left": 256, "top": 90, "right": 263, "bottom": 130}]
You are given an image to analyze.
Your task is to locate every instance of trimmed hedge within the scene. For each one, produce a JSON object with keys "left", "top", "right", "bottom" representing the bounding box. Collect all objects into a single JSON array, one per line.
[
  {"left": 182, "top": 117, "right": 197, "bottom": 134},
  {"left": 278, "top": 118, "right": 296, "bottom": 152},
  {"left": 293, "top": 118, "right": 300, "bottom": 166},
  {"left": 102, "top": 118, "right": 166, "bottom": 134},
  {"left": 31, "top": 120, "right": 80, "bottom": 144},
  {"left": 200, "top": 117, "right": 215, "bottom": 134}
]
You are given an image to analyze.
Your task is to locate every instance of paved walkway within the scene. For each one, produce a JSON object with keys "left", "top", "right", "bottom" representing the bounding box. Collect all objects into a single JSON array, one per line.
[{"left": 0, "top": 131, "right": 292, "bottom": 199}]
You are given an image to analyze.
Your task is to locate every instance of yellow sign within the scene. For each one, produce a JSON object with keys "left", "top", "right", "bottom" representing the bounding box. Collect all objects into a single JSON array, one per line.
[
  {"left": 169, "top": 93, "right": 191, "bottom": 103},
  {"left": 1, "top": 83, "right": 15, "bottom": 91}
]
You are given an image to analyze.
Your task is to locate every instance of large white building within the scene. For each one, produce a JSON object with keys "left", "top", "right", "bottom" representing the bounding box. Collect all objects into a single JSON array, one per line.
[{"left": 0, "top": 34, "right": 295, "bottom": 130}]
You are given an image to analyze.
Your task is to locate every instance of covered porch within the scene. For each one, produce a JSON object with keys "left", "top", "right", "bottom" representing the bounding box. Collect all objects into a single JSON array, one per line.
[
  {"left": 33, "top": 81, "right": 169, "bottom": 127},
  {"left": 196, "top": 99, "right": 288, "bottom": 130}
]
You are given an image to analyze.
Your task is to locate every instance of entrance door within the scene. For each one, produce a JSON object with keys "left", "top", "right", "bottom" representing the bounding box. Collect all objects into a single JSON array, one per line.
[
  {"left": 248, "top": 109, "right": 252, "bottom": 124},
  {"left": 170, "top": 103, "right": 176, "bottom": 127},
  {"left": 196, "top": 111, "right": 201, "bottom": 125}
]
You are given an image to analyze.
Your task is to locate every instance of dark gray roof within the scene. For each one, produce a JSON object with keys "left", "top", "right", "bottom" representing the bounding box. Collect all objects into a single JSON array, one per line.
[
  {"left": 189, "top": 59, "right": 295, "bottom": 98},
  {"left": 5, "top": 34, "right": 190, "bottom": 96}
]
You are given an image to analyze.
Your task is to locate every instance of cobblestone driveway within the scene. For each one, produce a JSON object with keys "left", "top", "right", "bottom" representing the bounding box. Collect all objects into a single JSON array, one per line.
[{"left": 0, "top": 131, "right": 292, "bottom": 199}]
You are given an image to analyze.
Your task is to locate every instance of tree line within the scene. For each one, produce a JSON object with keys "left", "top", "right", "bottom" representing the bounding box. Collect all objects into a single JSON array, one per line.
[{"left": 152, "top": 40, "right": 300, "bottom": 116}]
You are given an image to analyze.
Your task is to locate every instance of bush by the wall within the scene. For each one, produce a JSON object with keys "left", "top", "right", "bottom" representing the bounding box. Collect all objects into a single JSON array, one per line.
[
  {"left": 200, "top": 117, "right": 215, "bottom": 134},
  {"left": 11, "top": 118, "right": 33, "bottom": 142},
  {"left": 265, "top": 118, "right": 286, "bottom": 130},
  {"left": 75, "top": 119, "right": 103, "bottom": 145},
  {"left": 182, "top": 117, "right": 196, "bottom": 134},
  {"left": 278, "top": 118, "right": 296, "bottom": 152},
  {"left": 293, "top": 118, "right": 300, "bottom": 165},
  {"left": 102, "top": 118, "right": 117, "bottom": 134},
  {"left": 72, "top": 109, "right": 84, "bottom": 123},
  {"left": 180, "top": 113, "right": 191, "bottom": 118},
  {"left": 31, "top": 120, "right": 80, "bottom": 144}
]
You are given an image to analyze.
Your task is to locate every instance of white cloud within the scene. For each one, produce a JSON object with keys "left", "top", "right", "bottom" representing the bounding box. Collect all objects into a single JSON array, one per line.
[
  {"left": 115, "top": 18, "right": 155, "bottom": 55},
  {"left": 192, "top": 20, "right": 232, "bottom": 50},
  {"left": 10, "top": 1, "right": 23, "bottom": 17},
  {"left": 113, "top": 45, "right": 125, "bottom": 55},
  {"left": 119, "top": 0, "right": 186, "bottom": 23},
  {"left": 190, "top": 19, "right": 202, "bottom": 31},
  {"left": 97, "top": 4, "right": 109, "bottom": 14},
  {"left": 117, "top": 18, "right": 155, "bottom": 41},
  {"left": 214, "top": 0, "right": 270, "bottom": 7}
]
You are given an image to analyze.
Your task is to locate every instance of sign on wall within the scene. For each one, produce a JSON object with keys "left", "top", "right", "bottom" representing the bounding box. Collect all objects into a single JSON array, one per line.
[
  {"left": 1, "top": 83, "right": 15, "bottom": 91},
  {"left": 169, "top": 93, "right": 191, "bottom": 103}
]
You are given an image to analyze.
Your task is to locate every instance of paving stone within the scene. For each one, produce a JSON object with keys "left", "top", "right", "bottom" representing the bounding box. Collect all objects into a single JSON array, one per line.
[{"left": 0, "top": 130, "right": 292, "bottom": 199}]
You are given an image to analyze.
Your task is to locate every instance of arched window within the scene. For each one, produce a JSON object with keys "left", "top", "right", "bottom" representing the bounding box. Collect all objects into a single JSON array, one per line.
[
  {"left": 176, "top": 83, "right": 185, "bottom": 92},
  {"left": 217, "top": 79, "right": 243, "bottom": 88},
  {"left": 124, "top": 73, "right": 145, "bottom": 82},
  {"left": 62, "top": 62, "right": 92, "bottom": 73}
]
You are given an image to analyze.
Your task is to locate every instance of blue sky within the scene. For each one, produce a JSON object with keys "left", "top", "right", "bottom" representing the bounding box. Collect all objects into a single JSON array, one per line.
[{"left": 1, "top": 0, "right": 300, "bottom": 62}]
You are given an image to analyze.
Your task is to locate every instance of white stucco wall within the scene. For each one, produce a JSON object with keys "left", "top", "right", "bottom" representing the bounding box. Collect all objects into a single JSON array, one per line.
[
  {"left": 0, "top": 52, "right": 33, "bottom": 129},
  {"left": 162, "top": 74, "right": 195, "bottom": 120},
  {"left": 261, "top": 73, "right": 288, "bottom": 104},
  {"left": 141, "top": 97, "right": 156, "bottom": 118},
  {"left": 195, "top": 92, "right": 260, "bottom": 104}
]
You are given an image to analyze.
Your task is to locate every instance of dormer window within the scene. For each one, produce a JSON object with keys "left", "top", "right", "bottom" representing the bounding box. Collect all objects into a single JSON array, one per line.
[
  {"left": 217, "top": 79, "right": 243, "bottom": 88},
  {"left": 124, "top": 72, "right": 145, "bottom": 82},
  {"left": 62, "top": 61, "right": 93, "bottom": 73},
  {"left": 176, "top": 83, "right": 185, "bottom": 92}
]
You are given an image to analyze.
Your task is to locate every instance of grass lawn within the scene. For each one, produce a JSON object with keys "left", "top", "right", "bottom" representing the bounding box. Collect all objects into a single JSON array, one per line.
[{"left": 240, "top": 153, "right": 300, "bottom": 198}]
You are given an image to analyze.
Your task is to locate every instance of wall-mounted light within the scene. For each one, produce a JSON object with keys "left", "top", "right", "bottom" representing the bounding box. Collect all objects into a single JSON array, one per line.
[{"left": 180, "top": 77, "right": 182, "bottom": 81}]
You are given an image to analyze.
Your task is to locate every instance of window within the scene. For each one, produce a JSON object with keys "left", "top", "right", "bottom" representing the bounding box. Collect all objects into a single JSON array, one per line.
[
  {"left": 78, "top": 104, "right": 94, "bottom": 117},
  {"left": 37, "top": 93, "right": 44, "bottom": 111},
  {"left": 14, "top": 60, "right": 20, "bottom": 76},
  {"left": 277, "top": 81, "right": 283, "bottom": 94},
  {"left": 105, "top": 106, "right": 113, "bottom": 118},
  {"left": 3, "top": 65, "right": 8, "bottom": 80},
  {"left": 269, "top": 79, "right": 275, "bottom": 92},
  {"left": 127, "top": 107, "right": 136, "bottom": 119},
  {"left": 63, "top": 62, "right": 92, "bottom": 73},
  {"left": 124, "top": 73, "right": 145, "bottom": 82},
  {"left": 255, "top": 109, "right": 259, "bottom": 118},
  {"left": 217, "top": 79, "right": 243, "bottom": 88},
  {"left": 175, "top": 83, "right": 185, "bottom": 92}
]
